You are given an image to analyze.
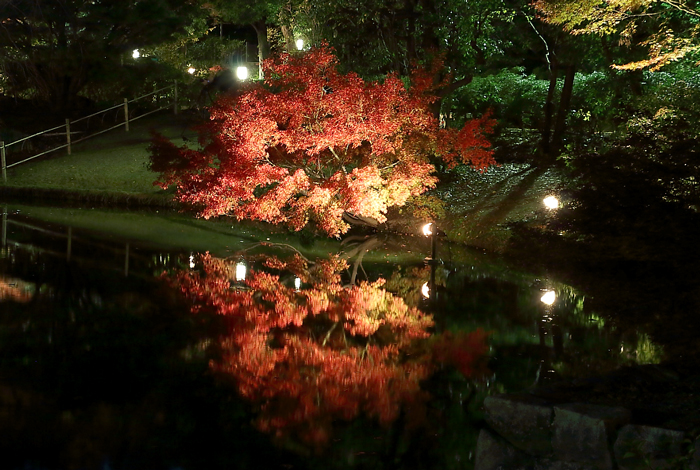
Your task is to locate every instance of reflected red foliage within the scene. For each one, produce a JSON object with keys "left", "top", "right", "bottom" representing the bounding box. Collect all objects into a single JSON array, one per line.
[
  {"left": 0, "top": 277, "right": 33, "bottom": 303},
  {"left": 167, "top": 254, "right": 489, "bottom": 446}
]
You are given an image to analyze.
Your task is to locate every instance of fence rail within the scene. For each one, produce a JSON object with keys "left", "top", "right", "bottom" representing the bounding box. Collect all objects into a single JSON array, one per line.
[{"left": 1, "top": 80, "right": 179, "bottom": 183}]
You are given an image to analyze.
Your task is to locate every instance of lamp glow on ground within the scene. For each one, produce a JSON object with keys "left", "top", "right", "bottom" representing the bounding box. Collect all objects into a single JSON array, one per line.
[
  {"left": 541, "top": 290, "right": 556, "bottom": 305},
  {"left": 236, "top": 66, "right": 249, "bottom": 81},
  {"left": 132, "top": 49, "right": 140, "bottom": 59},
  {"left": 543, "top": 196, "right": 559, "bottom": 210},
  {"left": 296, "top": 39, "right": 304, "bottom": 50}
]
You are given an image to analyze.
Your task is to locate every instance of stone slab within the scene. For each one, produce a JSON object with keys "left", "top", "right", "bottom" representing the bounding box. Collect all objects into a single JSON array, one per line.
[
  {"left": 483, "top": 394, "right": 554, "bottom": 456},
  {"left": 614, "top": 424, "right": 685, "bottom": 470},
  {"left": 475, "top": 428, "right": 532, "bottom": 470},
  {"left": 552, "top": 403, "right": 631, "bottom": 470}
]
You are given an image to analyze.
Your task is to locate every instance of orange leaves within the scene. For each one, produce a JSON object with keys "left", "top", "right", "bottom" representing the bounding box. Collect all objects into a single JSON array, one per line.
[{"left": 149, "top": 45, "right": 495, "bottom": 236}]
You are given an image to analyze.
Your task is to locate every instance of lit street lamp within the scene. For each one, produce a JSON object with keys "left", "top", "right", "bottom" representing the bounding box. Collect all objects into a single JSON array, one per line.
[
  {"left": 236, "top": 66, "right": 249, "bottom": 81},
  {"left": 543, "top": 196, "right": 559, "bottom": 210},
  {"left": 295, "top": 39, "right": 304, "bottom": 50},
  {"left": 540, "top": 290, "right": 556, "bottom": 305},
  {"left": 132, "top": 49, "right": 140, "bottom": 59}
]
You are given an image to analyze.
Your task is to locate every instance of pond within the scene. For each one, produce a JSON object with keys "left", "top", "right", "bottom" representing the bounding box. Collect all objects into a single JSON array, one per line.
[{"left": 0, "top": 204, "right": 670, "bottom": 470}]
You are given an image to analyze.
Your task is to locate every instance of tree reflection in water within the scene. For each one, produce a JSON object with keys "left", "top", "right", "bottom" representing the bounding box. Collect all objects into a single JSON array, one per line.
[{"left": 166, "top": 252, "right": 490, "bottom": 448}]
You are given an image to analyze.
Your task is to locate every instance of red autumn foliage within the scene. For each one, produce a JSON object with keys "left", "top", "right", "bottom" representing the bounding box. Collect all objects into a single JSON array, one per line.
[
  {"left": 0, "top": 277, "right": 33, "bottom": 303},
  {"left": 166, "top": 253, "right": 490, "bottom": 447},
  {"left": 150, "top": 45, "right": 496, "bottom": 237}
]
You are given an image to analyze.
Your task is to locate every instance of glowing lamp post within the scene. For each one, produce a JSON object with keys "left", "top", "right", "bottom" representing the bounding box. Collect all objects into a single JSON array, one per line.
[
  {"left": 132, "top": 49, "right": 140, "bottom": 59},
  {"left": 236, "top": 66, "right": 249, "bottom": 81},
  {"left": 295, "top": 39, "right": 304, "bottom": 51},
  {"left": 540, "top": 290, "right": 556, "bottom": 306},
  {"left": 423, "top": 222, "right": 437, "bottom": 262},
  {"left": 187, "top": 67, "right": 196, "bottom": 75},
  {"left": 543, "top": 196, "right": 559, "bottom": 210}
]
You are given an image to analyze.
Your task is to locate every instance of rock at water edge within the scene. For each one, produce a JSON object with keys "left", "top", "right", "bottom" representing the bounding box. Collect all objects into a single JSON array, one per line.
[
  {"left": 483, "top": 394, "right": 554, "bottom": 456},
  {"left": 552, "top": 403, "right": 631, "bottom": 470}
]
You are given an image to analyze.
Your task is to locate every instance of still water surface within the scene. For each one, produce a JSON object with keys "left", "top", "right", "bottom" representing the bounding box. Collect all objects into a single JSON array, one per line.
[{"left": 0, "top": 205, "right": 662, "bottom": 470}]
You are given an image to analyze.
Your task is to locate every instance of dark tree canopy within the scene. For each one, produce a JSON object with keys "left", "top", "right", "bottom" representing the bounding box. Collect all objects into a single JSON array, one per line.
[{"left": 0, "top": 0, "right": 205, "bottom": 111}]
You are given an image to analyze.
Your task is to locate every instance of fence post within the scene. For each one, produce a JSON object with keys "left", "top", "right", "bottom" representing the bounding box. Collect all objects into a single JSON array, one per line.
[
  {"left": 173, "top": 80, "right": 179, "bottom": 115},
  {"left": 65, "top": 119, "right": 72, "bottom": 155},
  {"left": 67, "top": 227, "right": 72, "bottom": 261},
  {"left": 1, "top": 141, "right": 6, "bottom": 183},
  {"left": 1, "top": 205, "right": 6, "bottom": 247},
  {"left": 124, "top": 242, "right": 130, "bottom": 277},
  {"left": 173, "top": 80, "right": 178, "bottom": 116},
  {"left": 124, "top": 98, "right": 130, "bottom": 131}
]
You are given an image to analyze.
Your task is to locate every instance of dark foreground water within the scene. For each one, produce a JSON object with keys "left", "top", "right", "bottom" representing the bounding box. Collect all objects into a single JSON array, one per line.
[{"left": 0, "top": 205, "right": 668, "bottom": 470}]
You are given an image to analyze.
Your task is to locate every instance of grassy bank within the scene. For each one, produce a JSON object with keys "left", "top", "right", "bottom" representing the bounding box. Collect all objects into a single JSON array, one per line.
[{"left": 1, "top": 111, "right": 196, "bottom": 196}]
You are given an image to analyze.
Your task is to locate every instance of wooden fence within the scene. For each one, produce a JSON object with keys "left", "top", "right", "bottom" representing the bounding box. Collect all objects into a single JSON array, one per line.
[{"left": 0, "top": 80, "right": 179, "bottom": 183}]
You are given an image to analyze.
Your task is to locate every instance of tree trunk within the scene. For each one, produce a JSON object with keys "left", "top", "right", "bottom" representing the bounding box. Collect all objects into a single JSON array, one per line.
[
  {"left": 280, "top": 24, "right": 295, "bottom": 52},
  {"left": 551, "top": 63, "right": 576, "bottom": 154},
  {"left": 252, "top": 20, "right": 271, "bottom": 78},
  {"left": 540, "top": 61, "right": 558, "bottom": 159}
]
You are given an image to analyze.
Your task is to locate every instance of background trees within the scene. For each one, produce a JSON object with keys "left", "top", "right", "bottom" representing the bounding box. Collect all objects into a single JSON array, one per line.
[
  {"left": 533, "top": 0, "right": 700, "bottom": 70},
  {"left": 149, "top": 46, "right": 496, "bottom": 236},
  {"left": 0, "top": 0, "right": 209, "bottom": 113}
]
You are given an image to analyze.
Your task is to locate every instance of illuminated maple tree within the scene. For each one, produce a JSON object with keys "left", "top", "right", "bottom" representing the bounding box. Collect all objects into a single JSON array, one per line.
[
  {"left": 166, "top": 253, "right": 490, "bottom": 446},
  {"left": 150, "top": 45, "right": 496, "bottom": 237}
]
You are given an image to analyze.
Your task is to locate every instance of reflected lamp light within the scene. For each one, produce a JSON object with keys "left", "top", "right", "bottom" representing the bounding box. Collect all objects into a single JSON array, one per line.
[
  {"left": 235, "top": 261, "right": 247, "bottom": 282},
  {"left": 421, "top": 282, "right": 430, "bottom": 299}
]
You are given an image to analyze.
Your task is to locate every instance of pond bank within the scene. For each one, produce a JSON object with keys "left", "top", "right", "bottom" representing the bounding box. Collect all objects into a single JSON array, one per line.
[{"left": 478, "top": 362, "right": 700, "bottom": 470}]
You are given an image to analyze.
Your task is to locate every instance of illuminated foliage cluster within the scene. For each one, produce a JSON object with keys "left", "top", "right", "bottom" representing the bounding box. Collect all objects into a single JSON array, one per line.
[
  {"left": 533, "top": 0, "right": 700, "bottom": 70},
  {"left": 167, "top": 253, "right": 490, "bottom": 446},
  {"left": 150, "top": 46, "right": 495, "bottom": 237}
]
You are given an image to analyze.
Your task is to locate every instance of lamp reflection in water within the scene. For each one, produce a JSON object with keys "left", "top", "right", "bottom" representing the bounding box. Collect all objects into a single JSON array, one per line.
[
  {"left": 421, "top": 282, "right": 430, "bottom": 299},
  {"left": 422, "top": 222, "right": 438, "bottom": 302},
  {"left": 536, "top": 288, "right": 562, "bottom": 385},
  {"left": 235, "top": 261, "right": 247, "bottom": 282}
]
